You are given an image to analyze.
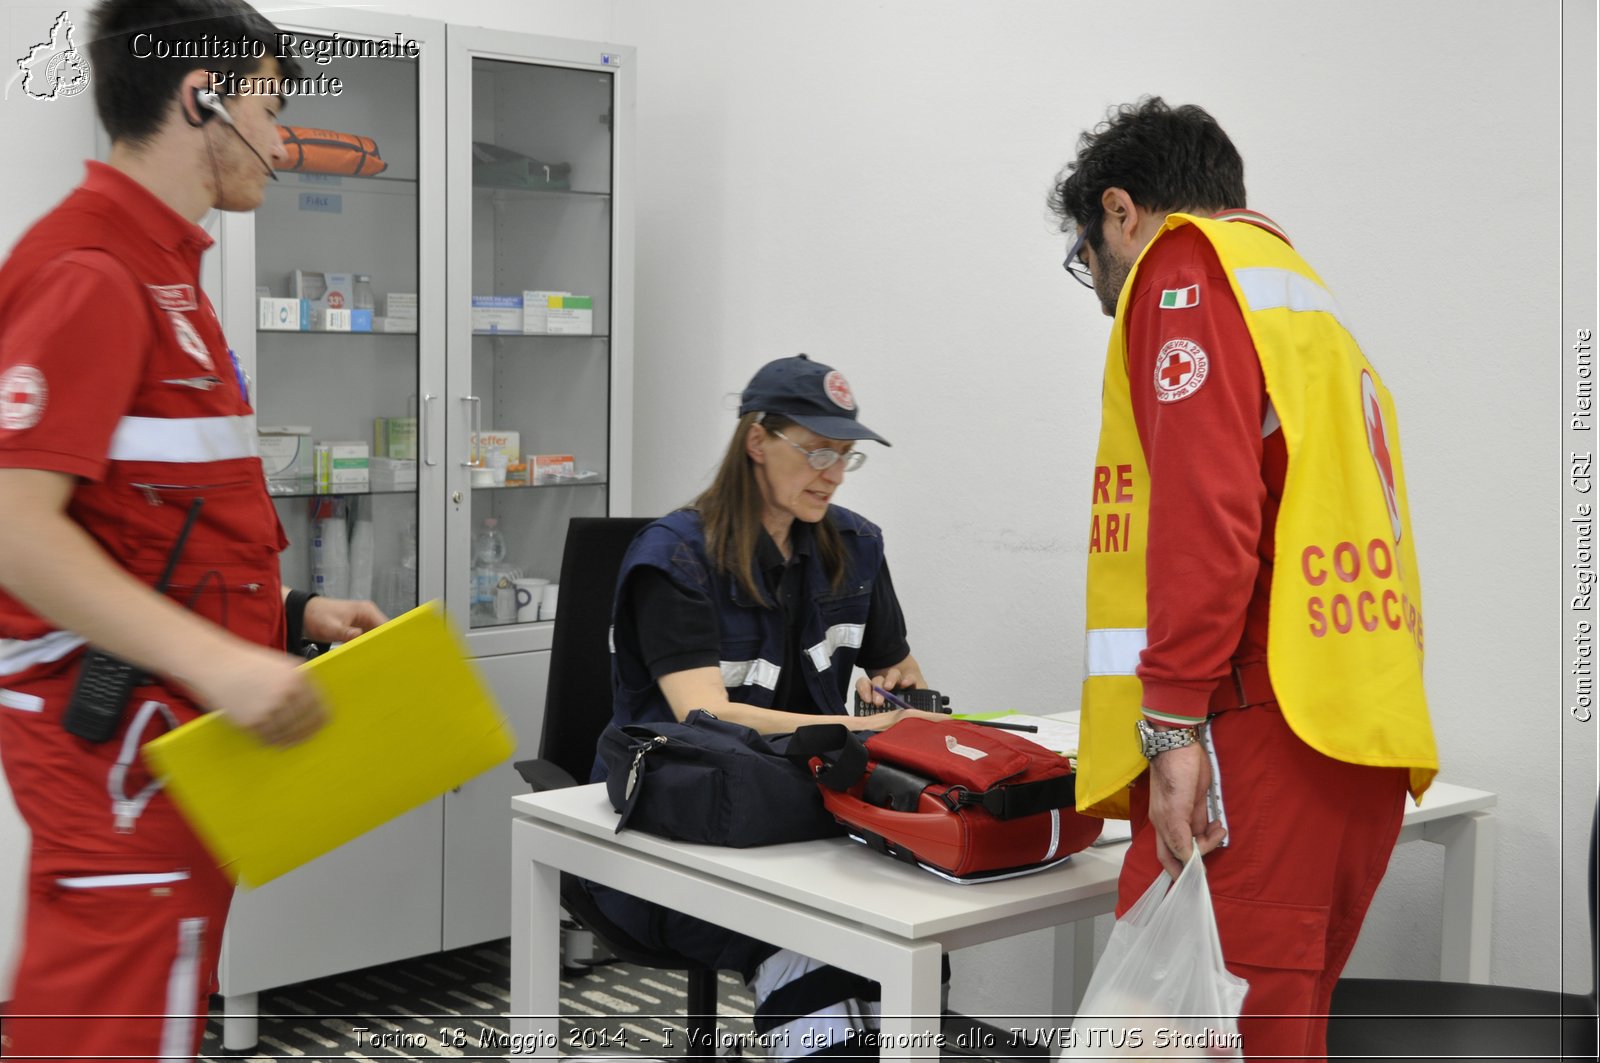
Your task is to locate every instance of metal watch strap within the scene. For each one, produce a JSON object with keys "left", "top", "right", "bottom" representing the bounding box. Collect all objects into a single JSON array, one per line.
[{"left": 1136, "top": 718, "right": 1201, "bottom": 760}]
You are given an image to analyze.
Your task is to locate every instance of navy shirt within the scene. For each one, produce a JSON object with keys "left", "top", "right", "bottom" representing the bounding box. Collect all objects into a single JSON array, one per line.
[{"left": 619, "top": 528, "right": 911, "bottom": 712}]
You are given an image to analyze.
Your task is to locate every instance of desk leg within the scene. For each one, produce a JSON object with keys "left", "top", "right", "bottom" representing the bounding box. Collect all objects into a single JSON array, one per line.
[
  {"left": 221, "top": 992, "right": 258, "bottom": 1051},
  {"left": 510, "top": 820, "right": 562, "bottom": 1058},
  {"left": 876, "top": 941, "right": 942, "bottom": 1062},
  {"left": 1052, "top": 918, "right": 1099, "bottom": 1017},
  {"left": 1426, "top": 810, "right": 1496, "bottom": 982}
]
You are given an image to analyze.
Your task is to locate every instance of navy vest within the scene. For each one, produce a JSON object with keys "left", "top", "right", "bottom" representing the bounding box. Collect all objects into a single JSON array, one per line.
[{"left": 605, "top": 507, "right": 885, "bottom": 753}]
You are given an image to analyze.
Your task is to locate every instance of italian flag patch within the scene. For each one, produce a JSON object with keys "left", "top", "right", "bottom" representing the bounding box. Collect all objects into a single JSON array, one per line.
[{"left": 1159, "top": 285, "right": 1200, "bottom": 309}]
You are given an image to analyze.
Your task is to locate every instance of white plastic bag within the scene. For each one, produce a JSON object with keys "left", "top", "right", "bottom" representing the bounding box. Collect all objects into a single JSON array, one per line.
[{"left": 1059, "top": 848, "right": 1249, "bottom": 1060}]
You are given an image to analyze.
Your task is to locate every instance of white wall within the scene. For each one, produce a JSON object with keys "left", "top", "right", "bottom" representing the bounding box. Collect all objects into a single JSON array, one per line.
[{"left": 2, "top": 0, "right": 1591, "bottom": 1017}]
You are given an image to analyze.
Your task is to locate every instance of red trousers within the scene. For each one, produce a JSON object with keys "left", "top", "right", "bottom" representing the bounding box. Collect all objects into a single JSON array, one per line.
[
  {"left": 0, "top": 672, "right": 234, "bottom": 1062},
  {"left": 1119, "top": 702, "right": 1408, "bottom": 1061}
]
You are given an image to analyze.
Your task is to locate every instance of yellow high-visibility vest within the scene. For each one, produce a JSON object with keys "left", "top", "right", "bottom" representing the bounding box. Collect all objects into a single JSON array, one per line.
[{"left": 1078, "top": 213, "right": 1437, "bottom": 818}]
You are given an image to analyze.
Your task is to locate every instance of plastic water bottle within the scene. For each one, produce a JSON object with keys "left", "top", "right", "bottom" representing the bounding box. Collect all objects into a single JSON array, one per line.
[
  {"left": 347, "top": 496, "right": 374, "bottom": 600},
  {"left": 472, "top": 517, "right": 507, "bottom": 621},
  {"left": 310, "top": 498, "right": 349, "bottom": 600}
]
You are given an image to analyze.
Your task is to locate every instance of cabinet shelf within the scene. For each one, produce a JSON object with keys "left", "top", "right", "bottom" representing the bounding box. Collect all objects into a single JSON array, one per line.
[
  {"left": 267, "top": 480, "right": 416, "bottom": 498},
  {"left": 471, "top": 478, "right": 606, "bottom": 492},
  {"left": 470, "top": 332, "right": 608, "bottom": 340},
  {"left": 471, "top": 184, "right": 610, "bottom": 202},
  {"left": 271, "top": 174, "right": 419, "bottom": 197},
  {"left": 257, "top": 329, "right": 418, "bottom": 338}
]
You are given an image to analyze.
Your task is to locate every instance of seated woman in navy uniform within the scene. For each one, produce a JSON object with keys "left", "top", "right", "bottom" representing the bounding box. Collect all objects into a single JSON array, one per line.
[{"left": 591, "top": 354, "right": 945, "bottom": 1059}]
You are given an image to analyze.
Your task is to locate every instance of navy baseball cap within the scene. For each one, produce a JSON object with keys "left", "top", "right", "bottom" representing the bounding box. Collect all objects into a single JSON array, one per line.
[{"left": 737, "top": 354, "right": 890, "bottom": 445}]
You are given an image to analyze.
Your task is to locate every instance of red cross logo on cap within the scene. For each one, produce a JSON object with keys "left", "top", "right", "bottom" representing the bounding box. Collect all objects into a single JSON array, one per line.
[
  {"left": 1362, "top": 370, "right": 1403, "bottom": 542},
  {"left": 1153, "top": 338, "right": 1209, "bottom": 403},
  {"left": 0, "top": 365, "right": 48, "bottom": 431},
  {"left": 823, "top": 370, "right": 856, "bottom": 411}
]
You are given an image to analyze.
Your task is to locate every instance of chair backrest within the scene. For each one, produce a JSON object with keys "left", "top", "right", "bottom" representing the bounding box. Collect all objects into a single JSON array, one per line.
[{"left": 539, "top": 516, "right": 655, "bottom": 784}]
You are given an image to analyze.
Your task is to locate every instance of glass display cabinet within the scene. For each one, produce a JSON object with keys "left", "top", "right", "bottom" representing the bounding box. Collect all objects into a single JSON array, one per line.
[{"left": 213, "top": 12, "right": 633, "bottom": 1048}]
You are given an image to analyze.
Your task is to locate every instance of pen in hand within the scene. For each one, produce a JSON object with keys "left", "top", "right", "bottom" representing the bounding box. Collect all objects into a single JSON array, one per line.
[{"left": 871, "top": 685, "right": 916, "bottom": 711}]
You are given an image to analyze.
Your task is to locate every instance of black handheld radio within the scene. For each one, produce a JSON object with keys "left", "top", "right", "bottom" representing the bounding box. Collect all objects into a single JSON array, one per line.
[{"left": 61, "top": 498, "right": 204, "bottom": 743}]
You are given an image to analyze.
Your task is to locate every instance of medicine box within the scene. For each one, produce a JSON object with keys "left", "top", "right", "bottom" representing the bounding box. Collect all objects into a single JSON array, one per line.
[
  {"left": 372, "top": 316, "right": 418, "bottom": 333},
  {"left": 545, "top": 295, "right": 593, "bottom": 335},
  {"left": 532, "top": 453, "right": 576, "bottom": 484},
  {"left": 384, "top": 293, "right": 419, "bottom": 320},
  {"left": 315, "top": 440, "right": 370, "bottom": 487},
  {"left": 350, "top": 309, "right": 373, "bottom": 332},
  {"left": 257, "top": 425, "right": 312, "bottom": 483},
  {"left": 373, "top": 416, "right": 418, "bottom": 461},
  {"left": 470, "top": 429, "right": 520, "bottom": 465},
  {"left": 258, "top": 297, "right": 305, "bottom": 331},
  {"left": 369, "top": 457, "right": 417, "bottom": 490},
  {"left": 322, "top": 272, "right": 355, "bottom": 311},
  {"left": 292, "top": 270, "right": 326, "bottom": 304},
  {"left": 521, "top": 290, "right": 569, "bottom": 334},
  {"left": 471, "top": 295, "right": 523, "bottom": 333},
  {"left": 312, "top": 307, "right": 352, "bottom": 331}
]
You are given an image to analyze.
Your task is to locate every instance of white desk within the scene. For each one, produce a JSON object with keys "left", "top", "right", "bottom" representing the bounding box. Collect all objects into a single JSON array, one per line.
[{"left": 510, "top": 780, "right": 1496, "bottom": 1059}]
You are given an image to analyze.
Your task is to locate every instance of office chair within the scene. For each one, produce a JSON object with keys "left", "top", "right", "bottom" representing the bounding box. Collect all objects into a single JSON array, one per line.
[
  {"left": 512, "top": 516, "right": 723, "bottom": 1060},
  {"left": 1326, "top": 801, "right": 1598, "bottom": 1062}
]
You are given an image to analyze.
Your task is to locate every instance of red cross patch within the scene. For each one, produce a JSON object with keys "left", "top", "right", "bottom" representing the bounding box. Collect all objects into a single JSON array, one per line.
[
  {"left": 0, "top": 365, "right": 48, "bottom": 431},
  {"left": 1362, "top": 370, "right": 1403, "bottom": 542},
  {"left": 823, "top": 369, "right": 856, "bottom": 411},
  {"left": 1153, "top": 338, "right": 1209, "bottom": 404},
  {"left": 167, "top": 310, "right": 214, "bottom": 370}
]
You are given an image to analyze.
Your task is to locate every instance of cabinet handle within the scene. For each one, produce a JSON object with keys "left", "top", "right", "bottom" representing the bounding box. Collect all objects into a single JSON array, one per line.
[
  {"left": 460, "top": 395, "right": 481, "bottom": 467},
  {"left": 422, "top": 394, "right": 438, "bottom": 467}
]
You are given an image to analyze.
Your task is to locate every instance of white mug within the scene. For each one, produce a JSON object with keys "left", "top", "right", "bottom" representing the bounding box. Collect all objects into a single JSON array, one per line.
[
  {"left": 538, "top": 582, "right": 560, "bottom": 621},
  {"left": 514, "top": 578, "right": 550, "bottom": 623}
]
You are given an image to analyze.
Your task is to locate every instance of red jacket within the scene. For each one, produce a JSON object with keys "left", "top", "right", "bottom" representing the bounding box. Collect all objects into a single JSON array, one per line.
[{"left": 0, "top": 163, "right": 286, "bottom": 688}]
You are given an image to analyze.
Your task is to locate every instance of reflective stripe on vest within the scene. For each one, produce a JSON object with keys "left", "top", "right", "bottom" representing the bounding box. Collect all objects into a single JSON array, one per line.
[
  {"left": 108, "top": 414, "right": 257, "bottom": 463},
  {"left": 721, "top": 657, "right": 781, "bottom": 691},
  {"left": 1084, "top": 627, "right": 1146, "bottom": 677},
  {"left": 806, "top": 623, "right": 864, "bottom": 672},
  {"left": 1234, "top": 266, "right": 1347, "bottom": 323}
]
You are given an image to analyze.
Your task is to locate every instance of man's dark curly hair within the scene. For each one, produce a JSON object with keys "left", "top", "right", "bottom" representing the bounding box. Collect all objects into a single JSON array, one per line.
[
  {"left": 89, "top": 0, "right": 302, "bottom": 144},
  {"left": 1049, "top": 96, "right": 1246, "bottom": 242}
]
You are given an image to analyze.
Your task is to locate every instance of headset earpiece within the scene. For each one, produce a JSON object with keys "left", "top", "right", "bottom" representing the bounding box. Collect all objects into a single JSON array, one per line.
[{"left": 192, "top": 87, "right": 232, "bottom": 127}]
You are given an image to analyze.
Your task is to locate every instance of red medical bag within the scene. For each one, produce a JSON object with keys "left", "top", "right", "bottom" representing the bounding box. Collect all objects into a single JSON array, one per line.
[{"left": 798, "top": 718, "right": 1104, "bottom": 881}]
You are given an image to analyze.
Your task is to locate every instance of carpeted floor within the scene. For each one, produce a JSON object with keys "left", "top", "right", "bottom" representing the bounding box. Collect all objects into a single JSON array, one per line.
[
  {"left": 198, "top": 939, "right": 1040, "bottom": 1061},
  {"left": 201, "top": 939, "right": 757, "bottom": 1060}
]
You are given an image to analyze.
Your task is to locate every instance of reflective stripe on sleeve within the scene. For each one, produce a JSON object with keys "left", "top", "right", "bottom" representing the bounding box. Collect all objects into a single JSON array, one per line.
[
  {"left": 108, "top": 414, "right": 257, "bottom": 463},
  {"left": 721, "top": 658, "right": 781, "bottom": 691},
  {"left": 806, "top": 623, "right": 865, "bottom": 672},
  {"left": 1084, "top": 627, "right": 1146, "bottom": 676}
]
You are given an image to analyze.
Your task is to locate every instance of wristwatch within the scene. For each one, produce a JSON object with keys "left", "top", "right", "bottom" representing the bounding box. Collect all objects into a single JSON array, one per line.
[{"left": 1135, "top": 718, "right": 1200, "bottom": 760}]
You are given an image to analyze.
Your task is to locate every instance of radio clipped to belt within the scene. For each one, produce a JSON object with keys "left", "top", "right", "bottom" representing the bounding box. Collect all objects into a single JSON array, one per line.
[{"left": 793, "top": 717, "right": 1104, "bottom": 882}]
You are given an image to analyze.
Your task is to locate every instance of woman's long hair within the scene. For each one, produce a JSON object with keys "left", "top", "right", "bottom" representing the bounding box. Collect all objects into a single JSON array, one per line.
[{"left": 692, "top": 412, "right": 847, "bottom": 605}]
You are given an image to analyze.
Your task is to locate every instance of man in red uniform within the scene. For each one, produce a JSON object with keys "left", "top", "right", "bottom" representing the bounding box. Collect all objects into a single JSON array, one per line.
[
  {"left": 0, "top": 2, "right": 384, "bottom": 1058},
  {"left": 1052, "top": 98, "right": 1423, "bottom": 1058}
]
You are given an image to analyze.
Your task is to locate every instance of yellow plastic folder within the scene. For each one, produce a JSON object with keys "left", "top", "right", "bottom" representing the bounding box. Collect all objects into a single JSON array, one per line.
[{"left": 144, "top": 601, "right": 513, "bottom": 888}]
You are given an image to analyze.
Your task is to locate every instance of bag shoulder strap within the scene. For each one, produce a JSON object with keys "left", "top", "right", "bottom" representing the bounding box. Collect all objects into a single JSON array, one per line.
[
  {"left": 963, "top": 772, "right": 1077, "bottom": 819},
  {"left": 789, "top": 723, "right": 868, "bottom": 791}
]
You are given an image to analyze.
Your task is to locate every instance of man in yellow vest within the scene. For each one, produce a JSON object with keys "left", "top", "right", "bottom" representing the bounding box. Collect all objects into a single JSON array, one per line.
[{"left": 1050, "top": 98, "right": 1437, "bottom": 1058}]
